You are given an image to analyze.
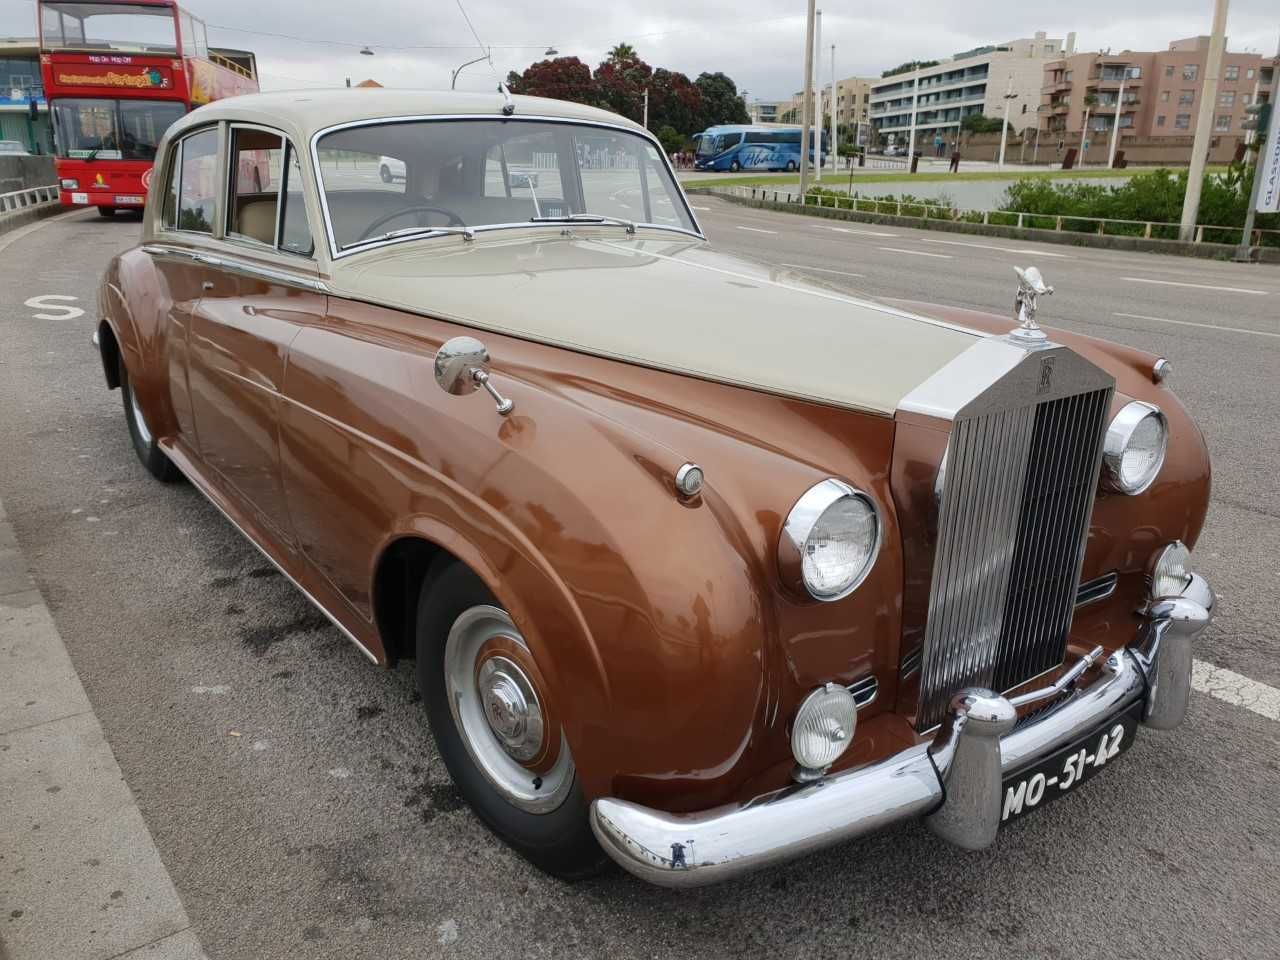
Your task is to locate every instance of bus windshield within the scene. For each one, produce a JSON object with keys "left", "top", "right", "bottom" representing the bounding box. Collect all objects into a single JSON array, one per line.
[
  {"left": 41, "top": 2, "right": 178, "bottom": 55},
  {"left": 52, "top": 97, "right": 185, "bottom": 161},
  {"left": 696, "top": 133, "right": 737, "bottom": 157}
]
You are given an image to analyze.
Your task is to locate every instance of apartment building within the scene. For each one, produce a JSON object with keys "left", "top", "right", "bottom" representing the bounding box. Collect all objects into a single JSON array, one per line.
[
  {"left": 1040, "top": 37, "right": 1271, "bottom": 142},
  {"left": 833, "top": 76, "right": 874, "bottom": 138},
  {"left": 747, "top": 100, "right": 784, "bottom": 124},
  {"left": 0, "top": 38, "right": 52, "bottom": 153},
  {"left": 869, "top": 32, "right": 1072, "bottom": 146}
]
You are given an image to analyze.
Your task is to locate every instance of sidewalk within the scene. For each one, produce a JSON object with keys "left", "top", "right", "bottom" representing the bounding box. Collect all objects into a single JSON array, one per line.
[{"left": 0, "top": 495, "right": 206, "bottom": 960}]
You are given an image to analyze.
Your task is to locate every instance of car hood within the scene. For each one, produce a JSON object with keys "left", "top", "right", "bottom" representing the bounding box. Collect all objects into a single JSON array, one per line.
[{"left": 328, "top": 230, "right": 980, "bottom": 416}]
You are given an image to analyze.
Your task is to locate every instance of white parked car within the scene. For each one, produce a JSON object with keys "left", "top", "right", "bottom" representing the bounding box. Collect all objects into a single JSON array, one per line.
[{"left": 378, "top": 155, "right": 405, "bottom": 182}]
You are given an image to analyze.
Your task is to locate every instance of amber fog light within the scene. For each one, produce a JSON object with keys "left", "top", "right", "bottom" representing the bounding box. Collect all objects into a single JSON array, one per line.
[
  {"left": 791, "top": 683, "right": 857, "bottom": 779},
  {"left": 1151, "top": 541, "right": 1192, "bottom": 599}
]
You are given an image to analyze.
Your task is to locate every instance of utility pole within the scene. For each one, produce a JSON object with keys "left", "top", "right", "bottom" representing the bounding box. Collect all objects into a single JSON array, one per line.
[
  {"left": 1107, "top": 67, "right": 1128, "bottom": 168},
  {"left": 997, "top": 74, "right": 1016, "bottom": 168},
  {"left": 1180, "top": 0, "right": 1230, "bottom": 241},
  {"left": 814, "top": 9, "right": 823, "bottom": 181},
  {"left": 643, "top": 88, "right": 649, "bottom": 128},
  {"left": 799, "top": 0, "right": 816, "bottom": 196},
  {"left": 830, "top": 44, "right": 837, "bottom": 172}
]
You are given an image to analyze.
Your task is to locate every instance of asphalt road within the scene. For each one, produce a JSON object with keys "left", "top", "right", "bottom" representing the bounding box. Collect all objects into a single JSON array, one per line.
[{"left": 1, "top": 206, "right": 1279, "bottom": 960}]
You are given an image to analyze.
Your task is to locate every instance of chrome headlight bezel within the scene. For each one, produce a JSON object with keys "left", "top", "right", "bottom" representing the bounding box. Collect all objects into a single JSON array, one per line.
[
  {"left": 778, "top": 478, "right": 882, "bottom": 602},
  {"left": 1102, "top": 400, "right": 1168, "bottom": 495}
]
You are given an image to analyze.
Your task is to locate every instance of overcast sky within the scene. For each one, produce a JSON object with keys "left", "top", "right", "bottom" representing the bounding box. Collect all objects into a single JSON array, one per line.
[{"left": 2, "top": 0, "right": 1276, "bottom": 101}]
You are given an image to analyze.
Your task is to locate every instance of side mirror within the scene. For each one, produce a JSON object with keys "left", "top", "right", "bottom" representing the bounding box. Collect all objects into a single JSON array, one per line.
[{"left": 434, "top": 336, "right": 514, "bottom": 415}]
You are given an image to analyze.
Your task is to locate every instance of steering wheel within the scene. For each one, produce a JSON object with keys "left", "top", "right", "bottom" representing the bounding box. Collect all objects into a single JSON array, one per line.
[{"left": 357, "top": 205, "right": 466, "bottom": 241}]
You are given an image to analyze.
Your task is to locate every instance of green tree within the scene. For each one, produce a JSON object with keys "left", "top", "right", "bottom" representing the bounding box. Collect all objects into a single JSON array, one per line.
[
  {"left": 655, "top": 125, "right": 684, "bottom": 154},
  {"left": 607, "top": 43, "right": 637, "bottom": 64},
  {"left": 960, "top": 113, "right": 1010, "bottom": 135},
  {"left": 693, "top": 72, "right": 749, "bottom": 130}
]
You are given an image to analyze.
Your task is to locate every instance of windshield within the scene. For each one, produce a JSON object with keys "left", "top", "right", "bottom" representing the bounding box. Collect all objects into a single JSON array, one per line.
[
  {"left": 40, "top": 2, "right": 178, "bottom": 55},
  {"left": 52, "top": 97, "right": 185, "bottom": 161},
  {"left": 315, "top": 118, "right": 696, "bottom": 252}
]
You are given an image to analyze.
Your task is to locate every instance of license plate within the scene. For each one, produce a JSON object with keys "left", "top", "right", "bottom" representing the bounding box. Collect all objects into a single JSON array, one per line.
[
  {"left": 115, "top": 195, "right": 145, "bottom": 205},
  {"left": 70, "top": 192, "right": 89, "bottom": 204},
  {"left": 1000, "top": 701, "right": 1142, "bottom": 824}
]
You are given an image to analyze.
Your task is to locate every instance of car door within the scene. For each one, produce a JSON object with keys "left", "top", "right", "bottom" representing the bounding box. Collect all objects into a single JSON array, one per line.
[
  {"left": 141, "top": 125, "right": 221, "bottom": 450},
  {"left": 186, "top": 125, "right": 326, "bottom": 550}
]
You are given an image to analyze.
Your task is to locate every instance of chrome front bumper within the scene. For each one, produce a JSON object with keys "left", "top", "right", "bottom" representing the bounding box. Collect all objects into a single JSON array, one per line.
[{"left": 590, "top": 573, "right": 1213, "bottom": 887}]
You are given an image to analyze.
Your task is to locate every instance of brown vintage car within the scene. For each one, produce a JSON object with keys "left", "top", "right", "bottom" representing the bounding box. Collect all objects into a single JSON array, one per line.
[{"left": 95, "top": 89, "right": 1214, "bottom": 886}]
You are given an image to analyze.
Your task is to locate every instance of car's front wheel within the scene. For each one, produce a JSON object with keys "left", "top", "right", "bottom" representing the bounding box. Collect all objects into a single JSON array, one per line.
[
  {"left": 416, "top": 562, "right": 605, "bottom": 880},
  {"left": 120, "top": 357, "right": 181, "bottom": 482},
  {"left": 379, "top": 164, "right": 393, "bottom": 183}
]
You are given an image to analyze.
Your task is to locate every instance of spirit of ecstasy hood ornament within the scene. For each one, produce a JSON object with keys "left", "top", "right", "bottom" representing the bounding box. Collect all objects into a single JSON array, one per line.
[{"left": 1010, "top": 266, "right": 1053, "bottom": 343}]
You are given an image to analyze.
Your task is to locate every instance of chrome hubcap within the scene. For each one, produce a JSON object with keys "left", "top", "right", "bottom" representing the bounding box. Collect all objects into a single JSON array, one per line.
[
  {"left": 444, "top": 605, "right": 573, "bottom": 814},
  {"left": 478, "top": 656, "right": 544, "bottom": 762}
]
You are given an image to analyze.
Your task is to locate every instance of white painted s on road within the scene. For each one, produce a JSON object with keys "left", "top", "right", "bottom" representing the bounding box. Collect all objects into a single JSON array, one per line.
[{"left": 24, "top": 294, "right": 85, "bottom": 321}]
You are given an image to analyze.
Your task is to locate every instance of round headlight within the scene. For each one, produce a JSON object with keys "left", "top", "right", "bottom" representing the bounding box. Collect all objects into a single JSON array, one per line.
[
  {"left": 1151, "top": 541, "right": 1191, "bottom": 599},
  {"left": 779, "top": 479, "right": 881, "bottom": 601},
  {"left": 1102, "top": 401, "right": 1168, "bottom": 495},
  {"left": 791, "top": 683, "right": 857, "bottom": 773}
]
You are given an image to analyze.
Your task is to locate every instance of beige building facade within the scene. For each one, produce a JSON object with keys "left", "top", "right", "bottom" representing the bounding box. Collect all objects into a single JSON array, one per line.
[
  {"left": 1040, "top": 37, "right": 1271, "bottom": 144},
  {"left": 870, "top": 32, "right": 1073, "bottom": 146}
]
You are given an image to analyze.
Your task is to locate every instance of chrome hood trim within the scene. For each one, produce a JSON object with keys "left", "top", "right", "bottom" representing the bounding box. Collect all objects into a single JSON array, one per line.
[{"left": 327, "top": 232, "right": 981, "bottom": 416}]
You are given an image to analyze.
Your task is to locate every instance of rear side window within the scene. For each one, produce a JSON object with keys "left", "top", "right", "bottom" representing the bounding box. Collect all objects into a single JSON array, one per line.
[
  {"left": 227, "top": 127, "right": 282, "bottom": 245},
  {"left": 279, "top": 142, "right": 313, "bottom": 257},
  {"left": 176, "top": 128, "right": 218, "bottom": 233},
  {"left": 160, "top": 145, "right": 179, "bottom": 229}
]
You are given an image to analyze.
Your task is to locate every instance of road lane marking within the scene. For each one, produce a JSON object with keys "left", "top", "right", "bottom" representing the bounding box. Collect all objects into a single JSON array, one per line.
[
  {"left": 1113, "top": 312, "right": 1280, "bottom": 340},
  {"left": 689, "top": 205, "right": 710, "bottom": 211},
  {"left": 1121, "top": 276, "right": 1268, "bottom": 296},
  {"left": 826, "top": 226, "right": 900, "bottom": 238},
  {"left": 1193, "top": 660, "right": 1280, "bottom": 722},
  {"left": 23, "top": 294, "right": 84, "bottom": 320},
  {"left": 736, "top": 225, "right": 777, "bottom": 234},
  {"left": 878, "top": 246, "right": 952, "bottom": 259},
  {"left": 780, "top": 263, "right": 865, "bottom": 279},
  {"left": 918, "top": 237, "right": 1069, "bottom": 258}
]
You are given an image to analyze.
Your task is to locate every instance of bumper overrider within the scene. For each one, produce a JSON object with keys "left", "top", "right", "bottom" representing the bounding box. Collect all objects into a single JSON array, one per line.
[{"left": 589, "top": 572, "right": 1213, "bottom": 887}]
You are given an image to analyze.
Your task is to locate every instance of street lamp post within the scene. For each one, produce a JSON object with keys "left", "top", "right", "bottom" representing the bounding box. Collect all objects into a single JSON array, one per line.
[
  {"left": 997, "top": 75, "right": 1016, "bottom": 168},
  {"left": 814, "top": 9, "right": 823, "bottom": 182},
  {"left": 830, "top": 44, "right": 837, "bottom": 172},
  {"left": 451, "top": 49, "right": 491, "bottom": 89},
  {"left": 799, "top": 0, "right": 816, "bottom": 197},
  {"left": 906, "top": 71, "right": 919, "bottom": 165},
  {"left": 1106, "top": 67, "right": 1128, "bottom": 168}
]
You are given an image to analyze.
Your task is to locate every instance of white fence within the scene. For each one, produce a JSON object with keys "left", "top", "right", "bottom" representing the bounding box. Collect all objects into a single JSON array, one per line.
[{"left": 0, "top": 184, "right": 59, "bottom": 217}]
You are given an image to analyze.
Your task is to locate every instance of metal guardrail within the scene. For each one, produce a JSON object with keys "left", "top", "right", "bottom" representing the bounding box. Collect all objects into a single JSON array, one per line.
[
  {"left": 0, "top": 184, "right": 59, "bottom": 217},
  {"left": 719, "top": 184, "right": 1280, "bottom": 247}
]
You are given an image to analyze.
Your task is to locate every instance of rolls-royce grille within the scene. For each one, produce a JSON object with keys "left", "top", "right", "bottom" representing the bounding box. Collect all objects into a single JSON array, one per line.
[{"left": 915, "top": 387, "right": 1112, "bottom": 730}]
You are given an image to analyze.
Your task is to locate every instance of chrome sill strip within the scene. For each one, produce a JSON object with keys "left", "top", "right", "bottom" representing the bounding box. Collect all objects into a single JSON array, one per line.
[{"left": 164, "top": 442, "right": 379, "bottom": 664}]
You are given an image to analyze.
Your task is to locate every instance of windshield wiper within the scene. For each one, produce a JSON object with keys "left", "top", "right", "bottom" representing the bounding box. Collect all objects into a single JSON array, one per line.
[
  {"left": 530, "top": 213, "right": 636, "bottom": 235},
  {"left": 344, "top": 225, "right": 475, "bottom": 250}
]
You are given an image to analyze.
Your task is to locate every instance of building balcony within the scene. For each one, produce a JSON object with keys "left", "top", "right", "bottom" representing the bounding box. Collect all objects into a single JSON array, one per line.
[
  {"left": 1041, "top": 79, "right": 1072, "bottom": 95},
  {"left": 1040, "top": 101, "right": 1071, "bottom": 115},
  {"left": 1087, "top": 76, "right": 1142, "bottom": 91}
]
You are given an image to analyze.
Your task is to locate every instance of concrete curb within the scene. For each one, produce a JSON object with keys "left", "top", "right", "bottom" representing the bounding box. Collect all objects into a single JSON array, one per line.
[
  {"left": 0, "top": 203, "right": 67, "bottom": 240},
  {"left": 0, "top": 494, "right": 207, "bottom": 960},
  {"left": 691, "top": 188, "right": 1280, "bottom": 264}
]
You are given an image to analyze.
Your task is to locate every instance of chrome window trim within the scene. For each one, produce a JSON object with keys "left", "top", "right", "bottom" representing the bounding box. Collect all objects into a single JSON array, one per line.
[
  {"left": 777, "top": 478, "right": 883, "bottom": 603},
  {"left": 307, "top": 113, "right": 705, "bottom": 261},
  {"left": 140, "top": 243, "right": 328, "bottom": 293}
]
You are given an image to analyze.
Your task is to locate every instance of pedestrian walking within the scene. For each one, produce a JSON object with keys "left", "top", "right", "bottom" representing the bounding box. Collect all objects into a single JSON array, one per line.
[{"left": 949, "top": 149, "right": 961, "bottom": 174}]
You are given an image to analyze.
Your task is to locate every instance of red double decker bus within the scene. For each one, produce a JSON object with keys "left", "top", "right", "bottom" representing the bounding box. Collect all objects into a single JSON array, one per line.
[{"left": 37, "top": 0, "right": 258, "bottom": 215}]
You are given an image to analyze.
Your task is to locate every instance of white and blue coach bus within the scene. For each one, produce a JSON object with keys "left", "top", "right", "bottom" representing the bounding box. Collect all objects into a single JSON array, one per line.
[{"left": 692, "top": 124, "right": 827, "bottom": 172}]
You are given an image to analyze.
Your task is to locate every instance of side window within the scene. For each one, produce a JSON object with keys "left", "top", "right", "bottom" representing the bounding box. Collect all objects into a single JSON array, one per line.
[
  {"left": 227, "top": 127, "right": 282, "bottom": 245},
  {"left": 279, "top": 143, "right": 314, "bottom": 257},
  {"left": 160, "top": 144, "right": 180, "bottom": 229},
  {"left": 176, "top": 128, "right": 218, "bottom": 233}
]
